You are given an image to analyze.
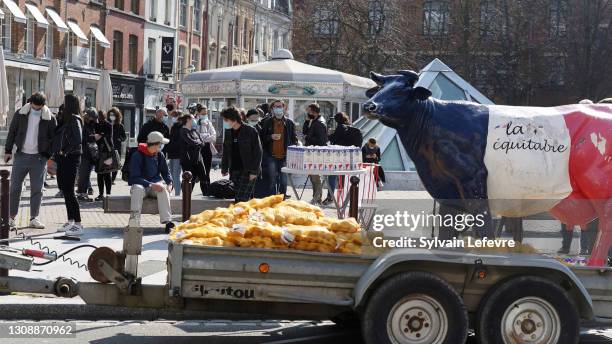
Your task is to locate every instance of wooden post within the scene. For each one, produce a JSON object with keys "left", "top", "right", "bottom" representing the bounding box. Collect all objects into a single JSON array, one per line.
[
  {"left": 0, "top": 170, "right": 10, "bottom": 278},
  {"left": 181, "top": 171, "right": 193, "bottom": 222},
  {"left": 348, "top": 176, "right": 360, "bottom": 220}
]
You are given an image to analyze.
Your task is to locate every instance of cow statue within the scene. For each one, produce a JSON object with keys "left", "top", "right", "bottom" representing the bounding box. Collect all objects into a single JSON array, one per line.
[{"left": 364, "top": 70, "right": 612, "bottom": 266}]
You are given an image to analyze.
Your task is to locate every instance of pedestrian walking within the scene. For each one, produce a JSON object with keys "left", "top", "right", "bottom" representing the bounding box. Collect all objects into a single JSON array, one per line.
[
  {"left": 179, "top": 114, "right": 207, "bottom": 195},
  {"left": 220, "top": 106, "right": 262, "bottom": 202},
  {"left": 128, "top": 132, "right": 174, "bottom": 232},
  {"left": 94, "top": 110, "right": 114, "bottom": 201},
  {"left": 165, "top": 110, "right": 183, "bottom": 196},
  {"left": 302, "top": 103, "right": 328, "bottom": 205},
  {"left": 4, "top": 92, "right": 57, "bottom": 229},
  {"left": 259, "top": 100, "right": 298, "bottom": 198},
  {"left": 109, "top": 107, "right": 127, "bottom": 184},
  {"left": 76, "top": 109, "right": 99, "bottom": 202},
  {"left": 196, "top": 104, "right": 217, "bottom": 196},
  {"left": 53, "top": 95, "right": 84, "bottom": 236}
]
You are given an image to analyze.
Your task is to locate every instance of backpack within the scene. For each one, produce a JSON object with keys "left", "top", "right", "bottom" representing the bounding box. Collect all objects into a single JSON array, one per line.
[{"left": 209, "top": 179, "right": 235, "bottom": 199}]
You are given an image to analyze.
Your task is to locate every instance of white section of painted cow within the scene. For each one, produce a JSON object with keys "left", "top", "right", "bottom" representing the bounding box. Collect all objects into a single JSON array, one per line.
[
  {"left": 484, "top": 105, "right": 573, "bottom": 217},
  {"left": 590, "top": 132, "right": 607, "bottom": 156}
]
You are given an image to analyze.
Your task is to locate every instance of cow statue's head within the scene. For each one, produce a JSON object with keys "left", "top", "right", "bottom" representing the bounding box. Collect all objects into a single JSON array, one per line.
[{"left": 363, "top": 70, "right": 432, "bottom": 129}]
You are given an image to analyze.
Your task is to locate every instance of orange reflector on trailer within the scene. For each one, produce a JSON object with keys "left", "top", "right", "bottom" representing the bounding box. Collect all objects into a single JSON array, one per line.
[{"left": 259, "top": 263, "right": 270, "bottom": 273}]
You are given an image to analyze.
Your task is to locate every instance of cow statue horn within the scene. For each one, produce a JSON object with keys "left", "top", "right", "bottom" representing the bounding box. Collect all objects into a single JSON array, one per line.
[
  {"left": 397, "top": 70, "right": 419, "bottom": 85},
  {"left": 370, "top": 71, "right": 385, "bottom": 86}
]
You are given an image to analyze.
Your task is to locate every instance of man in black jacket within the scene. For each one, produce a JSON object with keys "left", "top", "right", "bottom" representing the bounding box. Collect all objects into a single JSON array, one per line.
[
  {"left": 4, "top": 92, "right": 57, "bottom": 229},
  {"left": 302, "top": 103, "right": 328, "bottom": 205},
  {"left": 137, "top": 108, "right": 170, "bottom": 144},
  {"left": 259, "top": 100, "right": 298, "bottom": 198},
  {"left": 221, "top": 106, "right": 262, "bottom": 202}
]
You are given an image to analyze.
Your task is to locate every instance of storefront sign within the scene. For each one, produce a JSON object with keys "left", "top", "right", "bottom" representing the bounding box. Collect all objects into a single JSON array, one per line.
[
  {"left": 113, "top": 83, "right": 136, "bottom": 102},
  {"left": 161, "top": 37, "right": 174, "bottom": 75},
  {"left": 268, "top": 83, "right": 318, "bottom": 96}
]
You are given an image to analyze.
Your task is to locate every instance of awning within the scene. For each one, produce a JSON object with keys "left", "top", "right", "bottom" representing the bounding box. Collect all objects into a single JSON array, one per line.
[
  {"left": 66, "top": 20, "right": 88, "bottom": 44},
  {"left": 2, "top": 0, "right": 26, "bottom": 23},
  {"left": 25, "top": 4, "right": 49, "bottom": 28},
  {"left": 90, "top": 26, "right": 110, "bottom": 48},
  {"left": 45, "top": 8, "right": 68, "bottom": 32}
]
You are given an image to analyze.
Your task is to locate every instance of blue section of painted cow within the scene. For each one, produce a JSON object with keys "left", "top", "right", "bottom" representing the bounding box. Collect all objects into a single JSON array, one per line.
[{"left": 364, "top": 71, "right": 490, "bottom": 201}]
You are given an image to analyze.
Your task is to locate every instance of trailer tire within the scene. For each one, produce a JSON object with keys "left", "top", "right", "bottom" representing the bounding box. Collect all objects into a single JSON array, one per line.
[
  {"left": 362, "top": 271, "right": 468, "bottom": 344},
  {"left": 476, "top": 275, "right": 579, "bottom": 344}
]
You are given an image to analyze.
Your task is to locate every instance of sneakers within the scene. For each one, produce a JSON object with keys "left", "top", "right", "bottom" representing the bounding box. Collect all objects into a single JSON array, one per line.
[
  {"left": 57, "top": 222, "right": 72, "bottom": 232},
  {"left": 29, "top": 218, "right": 46, "bottom": 229},
  {"left": 94, "top": 195, "right": 104, "bottom": 202},
  {"left": 8, "top": 218, "right": 15, "bottom": 228},
  {"left": 557, "top": 247, "right": 570, "bottom": 254},
  {"left": 77, "top": 193, "right": 93, "bottom": 202},
  {"left": 65, "top": 223, "right": 84, "bottom": 236},
  {"left": 164, "top": 222, "right": 175, "bottom": 234},
  {"left": 310, "top": 199, "right": 322, "bottom": 206},
  {"left": 322, "top": 195, "right": 334, "bottom": 206}
]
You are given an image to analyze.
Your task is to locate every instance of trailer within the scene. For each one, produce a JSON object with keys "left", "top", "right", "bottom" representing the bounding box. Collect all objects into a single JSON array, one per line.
[{"left": 2, "top": 229, "right": 612, "bottom": 344}]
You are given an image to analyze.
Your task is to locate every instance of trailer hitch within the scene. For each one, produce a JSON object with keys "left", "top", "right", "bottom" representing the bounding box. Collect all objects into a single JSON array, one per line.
[{"left": 87, "top": 246, "right": 141, "bottom": 295}]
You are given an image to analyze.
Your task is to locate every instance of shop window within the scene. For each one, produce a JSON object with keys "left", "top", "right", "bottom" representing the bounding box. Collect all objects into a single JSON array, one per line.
[
  {"left": 113, "top": 31, "right": 123, "bottom": 71},
  {"left": 128, "top": 35, "right": 138, "bottom": 74}
]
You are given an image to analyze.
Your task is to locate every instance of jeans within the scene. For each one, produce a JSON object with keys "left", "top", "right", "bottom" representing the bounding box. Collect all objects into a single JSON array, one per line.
[
  {"left": 130, "top": 184, "right": 172, "bottom": 224},
  {"left": 9, "top": 152, "right": 47, "bottom": 218},
  {"left": 77, "top": 157, "right": 95, "bottom": 194},
  {"left": 168, "top": 159, "right": 182, "bottom": 196},
  {"left": 56, "top": 154, "right": 81, "bottom": 222},
  {"left": 264, "top": 155, "right": 287, "bottom": 196}
]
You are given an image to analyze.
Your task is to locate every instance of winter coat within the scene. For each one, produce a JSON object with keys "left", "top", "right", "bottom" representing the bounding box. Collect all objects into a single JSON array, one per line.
[{"left": 5, "top": 104, "right": 57, "bottom": 158}]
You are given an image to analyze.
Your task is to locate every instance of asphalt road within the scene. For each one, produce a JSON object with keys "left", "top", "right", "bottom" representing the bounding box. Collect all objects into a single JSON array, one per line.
[{"left": 0, "top": 320, "right": 611, "bottom": 344}]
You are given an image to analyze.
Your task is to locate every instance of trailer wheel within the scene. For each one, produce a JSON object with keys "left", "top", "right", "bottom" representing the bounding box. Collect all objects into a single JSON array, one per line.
[
  {"left": 476, "top": 276, "right": 579, "bottom": 344},
  {"left": 362, "top": 271, "right": 468, "bottom": 344}
]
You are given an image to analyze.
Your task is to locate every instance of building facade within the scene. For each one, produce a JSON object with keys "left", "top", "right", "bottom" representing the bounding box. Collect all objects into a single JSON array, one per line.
[
  {"left": 0, "top": 0, "right": 109, "bottom": 126},
  {"left": 144, "top": 0, "right": 178, "bottom": 116},
  {"left": 104, "top": 0, "right": 146, "bottom": 138}
]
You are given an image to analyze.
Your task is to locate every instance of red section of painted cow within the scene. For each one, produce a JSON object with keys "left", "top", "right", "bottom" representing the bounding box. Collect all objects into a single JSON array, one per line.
[{"left": 551, "top": 104, "right": 612, "bottom": 265}]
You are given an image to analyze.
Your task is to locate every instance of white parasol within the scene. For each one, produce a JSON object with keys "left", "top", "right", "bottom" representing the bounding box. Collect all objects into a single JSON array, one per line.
[
  {"left": 96, "top": 69, "right": 113, "bottom": 113},
  {"left": 44, "top": 59, "right": 64, "bottom": 108},
  {"left": 0, "top": 49, "right": 9, "bottom": 125}
]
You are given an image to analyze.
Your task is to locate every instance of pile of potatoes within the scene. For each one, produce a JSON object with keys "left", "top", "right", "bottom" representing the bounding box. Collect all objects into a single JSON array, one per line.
[{"left": 168, "top": 195, "right": 363, "bottom": 254}]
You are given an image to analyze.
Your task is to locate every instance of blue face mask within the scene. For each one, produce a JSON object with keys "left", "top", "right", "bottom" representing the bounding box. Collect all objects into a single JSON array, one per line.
[
  {"left": 273, "top": 107, "right": 284, "bottom": 116},
  {"left": 223, "top": 121, "right": 231, "bottom": 129},
  {"left": 201, "top": 115, "right": 209, "bottom": 121},
  {"left": 30, "top": 109, "right": 42, "bottom": 116},
  {"left": 192, "top": 119, "right": 198, "bottom": 127}
]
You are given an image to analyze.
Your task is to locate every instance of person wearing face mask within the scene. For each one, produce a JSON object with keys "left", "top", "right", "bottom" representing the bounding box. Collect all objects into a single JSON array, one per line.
[
  {"left": 109, "top": 108, "right": 127, "bottom": 184},
  {"left": 179, "top": 114, "right": 207, "bottom": 195},
  {"left": 165, "top": 110, "right": 184, "bottom": 196},
  {"left": 221, "top": 106, "right": 262, "bottom": 202},
  {"left": 93, "top": 110, "right": 114, "bottom": 202},
  {"left": 302, "top": 103, "right": 328, "bottom": 205},
  {"left": 259, "top": 100, "right": 297, "bottom": 198},
  {"left": 195, "top": 104, "right": 217, "bottom": 196},
  {"left": 4, "top": 92, "right": 57, "bottom": 229},
  {"left": 137, "top": 108, "right": 170, "bottom": 145}
]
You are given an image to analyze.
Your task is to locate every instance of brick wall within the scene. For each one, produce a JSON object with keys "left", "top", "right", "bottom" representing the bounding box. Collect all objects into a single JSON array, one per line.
[{"left": 104, "top": 4, "right": 145, "bottom": 74}]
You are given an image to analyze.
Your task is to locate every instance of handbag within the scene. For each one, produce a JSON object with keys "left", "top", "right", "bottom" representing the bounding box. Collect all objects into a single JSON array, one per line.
[
  {"left": 87, "top": 142, "right": 99, "bottom": 161},
  {"left": 95, "top": 138, "right": 121, "bottom": 174}
]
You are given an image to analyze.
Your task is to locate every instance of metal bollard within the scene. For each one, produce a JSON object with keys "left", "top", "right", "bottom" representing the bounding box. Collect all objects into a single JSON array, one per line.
[
  {"left": 181, "top": 171, "right": 193, "bottom": 222},
  {"left": 0, "top": 170, "right": 10, "bottom": 278},
  {"left": 348, "top": 176, "right": 360, "bottom": 220}
]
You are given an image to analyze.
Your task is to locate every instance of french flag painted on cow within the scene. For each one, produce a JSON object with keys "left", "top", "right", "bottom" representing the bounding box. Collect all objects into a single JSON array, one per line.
[{"left": 363, "top": 69, "right": 612, "bottom": 265}]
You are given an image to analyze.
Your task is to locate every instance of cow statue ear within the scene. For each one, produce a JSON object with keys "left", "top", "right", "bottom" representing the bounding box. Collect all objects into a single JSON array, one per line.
[
  {"left": 413, "top": 87, "right": 432, "bottom": 100},
  {"left": 370, "top": 71, "right": 385, "bottom": 86},
  {"left": 397, "top": 70, "right": 419, "bottom": 85}
]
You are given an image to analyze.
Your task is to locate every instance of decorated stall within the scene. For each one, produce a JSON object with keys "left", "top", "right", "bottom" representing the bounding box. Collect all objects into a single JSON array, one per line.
[{"left": 181, "top": 49, "right": 376, "bottom": 141}]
